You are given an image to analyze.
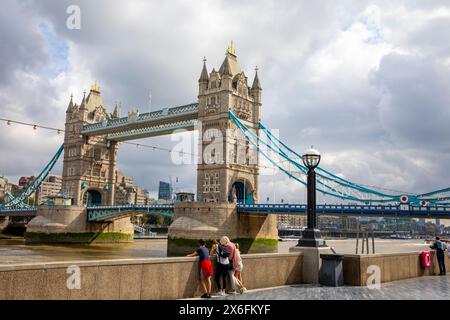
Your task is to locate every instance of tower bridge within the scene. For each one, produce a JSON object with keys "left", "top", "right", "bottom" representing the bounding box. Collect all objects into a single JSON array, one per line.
[{"left": 1, "top": 43, "right": 450, "bottom": 254}]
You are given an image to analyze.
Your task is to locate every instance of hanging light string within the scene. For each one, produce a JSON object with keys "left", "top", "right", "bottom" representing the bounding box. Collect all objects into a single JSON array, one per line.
[
  {"left": 0, "top": 117, "right": 296, "bottom": 171},
  {"left": 0, "top": 117, "right": 63, "bottom": 134}
]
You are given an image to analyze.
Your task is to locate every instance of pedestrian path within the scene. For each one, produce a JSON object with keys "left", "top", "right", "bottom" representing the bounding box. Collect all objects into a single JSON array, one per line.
[{"left": 210, "top": 276, "right": 450, "bottom": 300}]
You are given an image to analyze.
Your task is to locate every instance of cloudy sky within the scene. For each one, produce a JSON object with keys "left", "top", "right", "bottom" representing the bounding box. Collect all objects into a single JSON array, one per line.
[{"left": 0, "top": 0, "right": 449, "bottom": 202}]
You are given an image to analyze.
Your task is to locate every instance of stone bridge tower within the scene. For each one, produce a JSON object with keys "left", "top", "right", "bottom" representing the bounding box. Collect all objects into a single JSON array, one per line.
[
  {"left": 197, "top": 42, "right": 262, "bottom": 204},
  {"left": 168, "top": 44, "right": 278, "bottom": 256},
  {"left": 62, "top": 84, "right": 119, "bottom": 206},
  {"left": 26, "top": 84, "right": 133, "bottom": 244}
]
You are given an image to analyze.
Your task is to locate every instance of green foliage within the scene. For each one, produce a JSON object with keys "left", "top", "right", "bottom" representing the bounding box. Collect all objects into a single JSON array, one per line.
[
  {"left": 25, "top": 232, "right": 133, "bottom": 243},
  {"left": 167, "top": 236, "right": 278, "bottom": 256}
]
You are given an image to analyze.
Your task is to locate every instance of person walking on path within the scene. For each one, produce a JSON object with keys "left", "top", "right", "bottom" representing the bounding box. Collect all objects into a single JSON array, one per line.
[
  {"left": 234, "top": 243, "right": 247, "bottom": 293},
  {"left": 187, "top": 239, "right": 214, "bottom": 298},
  {"left": 211, "top": 239, "right": 229, "bottom": 296},
  {"left": 430, "top": 236, "right": 447, "bottom": 276}
]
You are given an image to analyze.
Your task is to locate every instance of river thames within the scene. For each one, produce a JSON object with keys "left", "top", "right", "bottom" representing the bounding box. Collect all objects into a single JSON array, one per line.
[{"left": 0, "top": 238, "right": 433, "bottom": 265}]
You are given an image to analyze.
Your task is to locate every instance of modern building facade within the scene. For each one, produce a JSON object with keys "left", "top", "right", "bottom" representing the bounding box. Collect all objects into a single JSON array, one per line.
[
  {"left": 35, "top": 175, "right": 63, "bottom": 204},
  {"left": 158, "top": 181, "right": 172, "bottom": 201}
]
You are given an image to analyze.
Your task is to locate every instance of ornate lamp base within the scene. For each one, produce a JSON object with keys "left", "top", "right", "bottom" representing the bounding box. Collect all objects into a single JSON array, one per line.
[{"left": 297, "top": 228, "right": 327, "bottom": 247}]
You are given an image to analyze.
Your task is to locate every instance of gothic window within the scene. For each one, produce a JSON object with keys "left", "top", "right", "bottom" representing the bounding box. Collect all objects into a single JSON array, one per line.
[
  {"left": 68, "top": 167, "right": 76, "bottom": 176},
  {"left": 92, "top": 165, "right": 101, "bottom": 177},
  {"left": 68, "top": 148, "right": 76, "bottom": 157},
  {"left": 94, "top": 148, "right": 101, "bottom": 161}
]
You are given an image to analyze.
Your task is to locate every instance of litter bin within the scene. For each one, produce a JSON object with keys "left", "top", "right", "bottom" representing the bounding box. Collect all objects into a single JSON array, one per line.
[{"left": 319, "top": 254, "right": 344, "bottom": 287}]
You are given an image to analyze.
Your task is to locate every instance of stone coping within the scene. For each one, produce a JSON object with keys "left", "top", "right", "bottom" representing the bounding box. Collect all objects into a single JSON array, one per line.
[
  {"left": 343, "top": 251, "right": 426, "bottom": 259},
  {"left": 0, "top": 252, "right": 303, "bottom": 272}
]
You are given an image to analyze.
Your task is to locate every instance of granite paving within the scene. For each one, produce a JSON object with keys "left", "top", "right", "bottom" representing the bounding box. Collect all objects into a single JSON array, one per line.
[{"left": 211, "top": 276, "right": 450, "bottom": 300}]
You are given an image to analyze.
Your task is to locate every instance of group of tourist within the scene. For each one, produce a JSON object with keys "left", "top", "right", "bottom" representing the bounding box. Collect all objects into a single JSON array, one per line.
[{"left": 187, "top": 236, "right": 247, "bottom": 299}]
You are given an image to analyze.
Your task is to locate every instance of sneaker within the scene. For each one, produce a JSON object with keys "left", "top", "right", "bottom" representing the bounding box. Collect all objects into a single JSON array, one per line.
[
  {"left": 207, "top": 294, "right": 212, "bottom": 299},
  {"left": 228, "top": 291, "right": 237, "bottom": 295},
  {"left": 239, "top": 287, "right": 247, "bottom": 294},
  {"left": 201, "top": 293, "right": 209, "bottom": 299}
]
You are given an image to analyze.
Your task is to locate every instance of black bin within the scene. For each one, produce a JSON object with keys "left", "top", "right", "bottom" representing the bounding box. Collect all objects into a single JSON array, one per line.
[{"left": 319, "top": 254, "right": 344, "bottom": 287}]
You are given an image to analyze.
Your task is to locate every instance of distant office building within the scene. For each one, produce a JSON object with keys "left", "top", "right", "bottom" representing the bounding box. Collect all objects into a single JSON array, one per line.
[
  {"left": 0, "top": 176, "right": 13, "bottom": 204},
  {"left": 18, "top": 176, "right": 35, "bottom": 188},
  {"left": 277, "top": 214, "right": 306, "bottom": 229},
  {"left": 158, "top": 181, "right": 172, "bottom": 201},
  {"left": 114, "top": 170, "right": 153, "bottom": 205},
  {"left": 36, "top": 175, "right": 63, "bottom": 204}
]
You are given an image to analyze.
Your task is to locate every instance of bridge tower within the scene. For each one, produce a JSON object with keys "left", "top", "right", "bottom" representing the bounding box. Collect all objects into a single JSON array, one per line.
[
  {"left": 26, "top": 84, "right": 133, "bottom": 243},
  {"left": 196, "top": 42, "right": 261, "bottom": 204},
  {"left": 168, "top": 43, "right": 278, "bottom": 255},
  {"left": 62, "top": 84, "right": 119, "bottom": 206}
]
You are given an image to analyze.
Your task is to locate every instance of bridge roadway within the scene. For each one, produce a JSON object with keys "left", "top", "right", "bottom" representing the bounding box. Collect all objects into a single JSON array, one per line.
[{"left": 1, "top": 203, "right": 450, "bottom": 221}]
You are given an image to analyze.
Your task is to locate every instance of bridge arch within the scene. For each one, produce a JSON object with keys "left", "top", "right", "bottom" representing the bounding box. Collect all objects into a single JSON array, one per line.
[
  {"left": 229, "top": 179, "right": 254, "bottom": 204},
  {"left": 82, "top": 189, "right": 104, "bottom": 206}
]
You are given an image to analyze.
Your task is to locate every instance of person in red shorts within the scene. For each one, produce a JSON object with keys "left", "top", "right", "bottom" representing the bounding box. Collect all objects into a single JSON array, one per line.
[{"left": 187, "top": 239, "right": 214, "bottom": 298}]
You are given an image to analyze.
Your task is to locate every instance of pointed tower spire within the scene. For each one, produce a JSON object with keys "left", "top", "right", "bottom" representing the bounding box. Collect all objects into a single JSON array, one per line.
[
  {"left": 220, "top": 55, "right": 232, "bottom": 76},
  {"left": 219, "top": 41, "right": 240, "bottom": 77},
  {"left": 112, "top": 101, "right": 120, "bottom": 118},
  {"left": 199, "top": 57, "right": 209, "bottom": 82},
  {"left": 66, "top": 94, "right": 74, "bottom": 113},
  {"left": 252, "top": 66, "right": 262, "bottom": 90},
  {"left": 79, "top": 90, "right": 87, "bottom": 110}
]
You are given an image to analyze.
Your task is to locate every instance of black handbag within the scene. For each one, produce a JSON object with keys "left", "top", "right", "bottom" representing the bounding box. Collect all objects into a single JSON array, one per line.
[{"left": 228, "top": 260, "right": 234, "bottom": 270}]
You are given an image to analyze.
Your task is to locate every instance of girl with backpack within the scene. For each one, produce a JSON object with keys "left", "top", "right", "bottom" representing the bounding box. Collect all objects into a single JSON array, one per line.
[{"left": 213, "top": 238, "right": 230, "bottom": 296}]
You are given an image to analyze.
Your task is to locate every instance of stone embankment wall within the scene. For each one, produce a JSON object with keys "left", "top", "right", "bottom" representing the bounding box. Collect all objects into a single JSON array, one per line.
[
  {"left": 343, "top": 251, "right": 450, "bottom": 286},
  {"left": 0, "top": 253, "right": 303, "bottom": 300}
]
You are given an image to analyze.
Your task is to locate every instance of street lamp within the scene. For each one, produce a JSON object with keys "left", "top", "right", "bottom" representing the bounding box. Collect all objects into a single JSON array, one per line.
[{"left": 297, "top": 146, "right": 326, "bottom": 247}]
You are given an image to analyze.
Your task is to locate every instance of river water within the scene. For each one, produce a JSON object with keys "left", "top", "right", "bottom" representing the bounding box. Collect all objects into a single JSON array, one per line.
[{"left": 0, "top": 238, "right": 432, "bottom": 265}]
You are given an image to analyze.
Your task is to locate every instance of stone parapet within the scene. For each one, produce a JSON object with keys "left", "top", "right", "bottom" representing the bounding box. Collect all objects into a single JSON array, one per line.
[
  {"left": 343, "top": 251, "right": 450, "bottom": 286},
  {"left": 0, "top": 252, "right": 303, "bottom": 300}
]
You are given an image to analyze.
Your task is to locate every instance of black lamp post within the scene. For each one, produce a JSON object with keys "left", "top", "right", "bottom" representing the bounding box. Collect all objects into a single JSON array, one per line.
[{"left": 297, "top": 146, "right": 326, "bottom": 248}]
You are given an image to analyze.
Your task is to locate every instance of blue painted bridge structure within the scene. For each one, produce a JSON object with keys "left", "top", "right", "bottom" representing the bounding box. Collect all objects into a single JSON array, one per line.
[{"left": 2, "top": 203, "right": 450, "bottom": 222}]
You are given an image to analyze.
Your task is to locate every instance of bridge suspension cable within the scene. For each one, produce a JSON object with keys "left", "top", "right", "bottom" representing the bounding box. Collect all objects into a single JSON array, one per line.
[
  {"left": 229, "top": 111, "right": 450, "bottom": 206},
  {"left": 0, "top": 144, "right": 64, "bottom": 209},
  {"left": 0, "top": 116, "right": 300, "bottom": 172}
]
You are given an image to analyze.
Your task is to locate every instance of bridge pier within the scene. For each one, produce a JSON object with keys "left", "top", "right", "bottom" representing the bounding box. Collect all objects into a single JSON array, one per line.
[
  {"left": 25, "top": 205, "right": 133, "bottom": 243},
  {"left": 0, "top": 216, "right": 9, "bottom": 233},
  {"left": 167, "top": 202, "right": 278, "bottom": 256}
]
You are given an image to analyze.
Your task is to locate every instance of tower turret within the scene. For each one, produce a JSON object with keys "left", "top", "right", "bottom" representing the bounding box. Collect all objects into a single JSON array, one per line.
[
  {"left": 66, "top": 94, "right": 74, "bottom": 114},
  {"left": 251, "top": 67, "right": 262, "bottom": 105},
  {"left": 79, "top": 91, "right": 87, "bottom": 110},
  {"left": 198, "top": 57, "right": 209, "bottom": 96}
]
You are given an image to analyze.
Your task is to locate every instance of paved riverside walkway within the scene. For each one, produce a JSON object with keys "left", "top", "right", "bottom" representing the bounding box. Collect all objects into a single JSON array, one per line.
[{"left": 211, "top": 276, "right": 450, "bottom": 300}]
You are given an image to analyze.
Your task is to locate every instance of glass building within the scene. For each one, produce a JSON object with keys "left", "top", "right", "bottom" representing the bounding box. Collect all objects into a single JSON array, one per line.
[{"left": 158, "top": 181, "right": 172, "bottom": 200}]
